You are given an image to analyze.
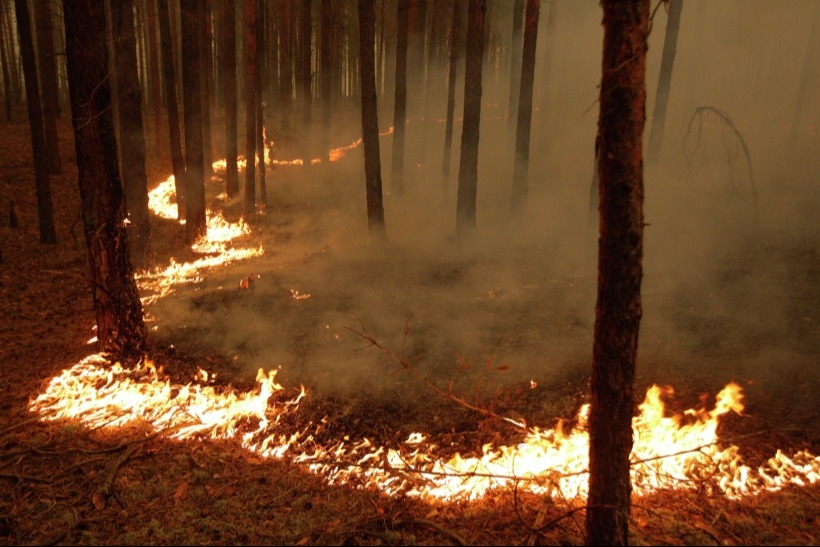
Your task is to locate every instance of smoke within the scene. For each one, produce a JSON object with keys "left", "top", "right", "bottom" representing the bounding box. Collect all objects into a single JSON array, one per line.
[{"left": 147, "top": 1, "right": 819, "bottom": 412}]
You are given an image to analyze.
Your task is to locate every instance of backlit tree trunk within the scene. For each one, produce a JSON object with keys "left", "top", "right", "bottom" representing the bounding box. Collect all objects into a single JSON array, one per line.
[
  {"left": 454, "top": 0, "right": 485, "bottom": 238},
  {"left": 441, "top": 0, "right": 462, "bottom": 195},
  {"left": 390, "top": 0, "right": 408, "bottom": 196},
  {"left": 222, "top": 0, "right": 239, "bottom": 198},
  {"left": 62, "top": 0, "right": 146, "bottom": 356},
  {"left": 158, "top": 0, "right": 186, "bottom": 219},
  {"left": 357, "top": 0, "right": 387, "bottom": 240},
  {"left": 34, "top": 0, "right": 61, "bottom": 174},
  {"left": 587, "top": 1, "right": 649, "bottom": 545},
  {"left": 506, "top": 0, "right": 523, "bottom": 131},
  {"left": 321, "top": 0, "right": 332, "bottom": 163},
  {"left": 199, "top": 0, "right": 213, "bottom": 177},
  {"left": 14, "top": 0, "right": 56, "bottom": 244},
  {"left": 244, "top": 0, "right": 257, "bottom": 216}
]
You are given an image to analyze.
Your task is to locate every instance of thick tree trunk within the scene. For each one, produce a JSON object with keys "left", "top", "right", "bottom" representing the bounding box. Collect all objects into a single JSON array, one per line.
[
  {"left": 587, "top": 1, "right": 649, "bottom": 545},
  {"left": 222, "top": 0, "right": 239, "bottom": 198},
  {"left": 14, "top": 0, "right": 56, "bottom": 245},
  {"left": 441, "top": 0, "right": 462, "bottom": 195},
  {"left": 646, "top": 0, "right": 682, "bottom": 165},
  {"left": 244, "top": 0, "right": 257, "bottom": 216},
  {"left": 390, "top": 0, "right": 408, "bottom": 196},
  {"left": 454, "top": 0, "right": 485, "bottom": 238},
  {"left": 180, "top": 0, "right": 207, "bottom": 242},
  {"left": 158, "top": 0, "right": 186, "bottom": 219},
  {"left": 34, "top": 0, "right": 61, "bottom": 174},
  {"left": 509, "top": 0, "right": 539, "bottom": 216},
  {"left": 62, "top": 0, "right": 146, "bottom": 356},
  {"left": 357, "top": 0, "right": 387, "bottom": 240},
  {"left": 112, "top": 0, "right": 151, "bottom": 269}
]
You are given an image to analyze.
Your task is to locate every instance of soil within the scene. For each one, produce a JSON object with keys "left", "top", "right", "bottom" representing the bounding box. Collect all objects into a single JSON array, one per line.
[{"left": 1, "top": 109, "right": 819, "bottom": 546}]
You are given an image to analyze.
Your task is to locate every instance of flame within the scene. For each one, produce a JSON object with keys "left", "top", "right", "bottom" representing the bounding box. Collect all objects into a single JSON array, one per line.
[{"left": 28, "top": 356, "right": 820, "bottom": 503}]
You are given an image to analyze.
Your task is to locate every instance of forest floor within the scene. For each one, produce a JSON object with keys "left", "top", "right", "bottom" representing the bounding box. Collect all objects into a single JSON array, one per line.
[{"left": 1, "top": 111, "right": 819, "bottom": 546}]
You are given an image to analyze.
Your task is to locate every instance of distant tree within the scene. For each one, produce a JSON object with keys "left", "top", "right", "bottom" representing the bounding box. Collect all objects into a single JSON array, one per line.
[
  {"left": 441, "top": 0, "right": 463, "bottom": 196},
  {"left": 180, "top": 0, "right": 207, "bottom": 242},
  {"left": 454, "top": 0, "right": 485, "bottom": 238},
  {"left": 222, "top": 0, "right": 239, "bottom": 198},
  {"left": 278, "top": 0, "right": 292, "bottom": 134},
  {"left": 13, "top": 0, "right": 56, "bottom": 244},
  {"left": 199, "top": 0, "right": 213, "bottom": 177},
  {"left": 506, "top": 0, "right": 524, "bottom": 131},
  {"left": 244, "top": 0, "right": 258, "bottom": 216},
  {"left": 509, "top": 0, "right": 540, "bottom": 216},
  {"left": 390, "top": 0, "right": 408, "bottom": 196},
  {"left": 62, "top": 0, "right": 146, "bottom": 355},
  {"left": 157, "top": 0, "right": 186, "bottom": 219},
  {"left": 111, "top": 0, "right": 151, "bottom": 269},
  {"left": 587, "top": 1, "right": 649, "bottom": 545},
  {"left": 298, "top": 0, "right": 311, "bottom": 164},
  {"left": 255, "top": 0, "right": 266, "bottom": 207},
  {"left": 646, "top": 0, "right": 682, "bottom": 165},
  {"left": 320, "top": 0, "right": 332, "bottom": 163},
  {"left": 789, "top": 1, "right": 820, "bottom": 151},
  {"left": 146, "top": 0, "right": 164, "bottom": 154},
  {"left": 34, "top": 0, "right": 61, "bottom": 174},
  {"left": 357, "top": 0, "right": 387, "bottom": 239}
]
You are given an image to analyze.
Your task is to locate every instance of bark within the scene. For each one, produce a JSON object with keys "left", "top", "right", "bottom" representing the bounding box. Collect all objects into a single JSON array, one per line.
[
  {"left": 507, "top": 0, "right": 523, "bottom": 131},
  {"left": 34, "top": 0, "right": 61, "bottom": 174},
  {"left": 390, "top": 0, "right": 408, "bottom": 196},
  {"left": 62, "top": 0, "right": 146, "bottom": 356},
  {"left": 146, "top": 0, "right": 164, "bottom": 154},
  {"left": 357, "top": 0, "right": 387, "bottom": 240},
  {"left": 222, "top": 0, "right": 239, "bottom": 198},
  {"left": 587, "top": 1, "right": 649, "bottom": 545},
  {"left": 279, "top": 0, "right": 292, "bottom": 133},
  {"left": 244, "top": 0, "right": 257, "bottom": 215},
  {"left": 180, "top": 0, "right": 207, "bottom": 242},
  {"left": 441, "top": 0, "right": 462, "bottom": 194},
  {"left": 454, "top": 0, "right": 485, "bottom": 238},
  {"left": 14, "top": 0, "right": 56, "bottom": 244},
  {"left": 646, "top": 0, "right": 682, "bottom": 165},
  {"left": 112, "top": 0, "right": 151, "bottom": 269},
  {"left": 509, "top": 0, "right": 539, "bottom": 216},
  {"left": 199, "top": 0, "right": 213, "bottom": 176}
]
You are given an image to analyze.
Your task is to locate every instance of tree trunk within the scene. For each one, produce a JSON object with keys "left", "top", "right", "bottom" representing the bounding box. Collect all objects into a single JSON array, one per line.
[
  {"left": 279, "top": 0, "right": 292, "bottom": 134},
  {"left": 14, "top": 0, "right": 56, "bottom": 245},
  {"left": 390, "top": 0, "right": 408, "bottom": 196},
  {"left": 320, "top": 0, "right": 332, "bottom": 163},
  {"left": 509, "top": 0, "right": 539, "bottom": 216},
  {"left": 112, "top": 0, "right": 152, "bottom": 269},
  {"left": 199, "top": 0, "right": 213, "bottom": 177},
  {"left": 244, "top": 0, "right": 257, "bottom": 216},
  {"left": 146, "top": 0, "right": 164, "bottom": 154},
  {"left": 441, "top": 0, "right": 462, "bottom": 195},
  {"left": 789, "top": 1, "right": 820, "bottom": 151},
  {"left": 299, "top": 0, "right": 311, "bottom": 164},
  {"left": 256, "top": 0, "right": 266, "bottom": 207},
  {"left": 34, "top": 0, "right": 61, "bottom": 174},
  {"left": 587, "top": 1, "right": 649, "bottom": 545},
  {"left": 0, "top": 6, "right": 13, "bottom": 121},
  {"left": 222, "top": 0, "right": 239, "bottom": 198},
  {"left": 357, "top": 0, "right": 387, "bottom": 240},
  {"left": 506, "top": 0, "right": 523, "bottom": 131},
  {"left": 180, "top": 0, "right": 207, "bottom": 242},
  {"left": 2, "top": 2, "right": 22, "bottom": 105},
  {"left": 646, "top": 0, "right": 682, "bottom": 165},
  {"left": 157, "top": 0, "right": 186, "bottom": 219},
  {"left": 454, "top": 0, "right": 485, "bottom": 238},
  {"left": 62, "top": 0, "right": 146, "bottom": 356}
]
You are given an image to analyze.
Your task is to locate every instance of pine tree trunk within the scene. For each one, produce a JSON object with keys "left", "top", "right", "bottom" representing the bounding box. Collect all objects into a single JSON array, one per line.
[
  {"left": 62, "top": 0, "right": 146, "bottom": 356},
  {"left": 321, "top": 0, "right": 332, "bottom": 163},
  {"left": 509, "top": 0, "right": 539, "bottom": 216},
  {"left": 200, "top": 0, "right": 214, "bottom": 177},
  {"left": 390, "top": 0, "right": 408, "bottom": 196},
  {"left": 441, "top": 0, "right": 462, "bottom": 194},
  {"left": 646, "top": 0, "right": 682, "bottom": 165},
  {"left": 357, "top": 0, "right": 387, "bottom": 240},
  {"left": 146, "top": 0, "right": 164, "bottom": 154},
  {"left": 455, "top": 0, "right": 485, "bottom": 238},
  {"left": 244, "top": 0, "right": 258, "bottom": 215},
  {"left": 34, "top": 0, "right": 61, "bottom": 174},
  {"left": 222, "top": 0, "right": 239, "bottom": 198},
  {"left": 587, "top": 1, "right": 649, "bottom": 545},
  {"left": 158, "top": 0, "right": 187, "bottom": 219},
  {"left": 181, "top": 0, "right": 207, "bottom": 242},
  {"left": 14, "top": 0, "right": 56, "bottom": 244},
  {"left": 507, "top": 0, "right": 523, "bottom": 131}
]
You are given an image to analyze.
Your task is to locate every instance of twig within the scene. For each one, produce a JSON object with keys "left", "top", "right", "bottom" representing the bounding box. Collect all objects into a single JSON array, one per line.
[
  {"left": 95, "top": 443, "right": 140, "bottom": 501},
  {"left": 392, "top": 518, "right": 468, "bottom": 546}
]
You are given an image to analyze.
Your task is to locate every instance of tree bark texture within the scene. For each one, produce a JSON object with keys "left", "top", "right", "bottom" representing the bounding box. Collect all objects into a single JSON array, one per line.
[
  {"left": 180, "top": 0, "right": 207, "bottom": 242},
  {"left": 646, "top": 0, "right": 682, "bottom": 165},
  {"left": 34, "top": 0, "right": 61, "bottom": 174},
  {"left": 357, "top": 0, "right": 387, "bottom": 240},
  {"left": 112, "top": 0, "right": 151, "bottom": 269},
  {"left": 587, "top": 1, "right": 649, "bottom": 545},
  {"left": 62, "top": 0, "right": 146, "bottom": 356},
  {"left": 455, "top": 0, "right": 485, "bottom": 238},
  {"left": 14, "top": 0, "right": 56, "bottom": 244}
]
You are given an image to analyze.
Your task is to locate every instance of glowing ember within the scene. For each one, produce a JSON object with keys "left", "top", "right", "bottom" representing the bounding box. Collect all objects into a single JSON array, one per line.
[{"left": 29, "top": 356, "right": 820, "bottom": 503}]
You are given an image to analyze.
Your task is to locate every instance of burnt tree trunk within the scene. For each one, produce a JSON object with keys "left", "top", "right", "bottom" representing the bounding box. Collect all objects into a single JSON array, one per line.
[
  {"left": 112, "top": 0, "right": 151, "bottom": 269},
  {"left": 146, "top": 0, "right": 164, "bottom": 155},
  {"left": 222, "top": 0, "right": 239, "bottom": 198},
  {"left": 181, "top": 0, "right": 207, "bottom": 242},
  {"left": 199, "top": 0, "right": 213, "bottom": 177},
  {"left": 390, "top": 0, "right": 408, "bottom": 196},
  {"left": 244, "top": 0, "right": 257, "bottom": 215},
  {"left": 509, "top": 0, "right": 539, "bottom": 217},
  {"left": 357, "top": 0, "right": 387, "bottom": 240},
  {"left": 34, "top": 0, "right": 61, "bottom": 174},
  {"left": 158, "top": 0, "right": 186, "bottom": 219},
  {"left": 14, "top": 0, "right": 56, "bottom": 244},
  {"left": 454, "top": 0, "right": 485, "bottom": 238},
  {"left": 587, "top": 1, "right": 649, "bottom": 545},
  {"left": 646, "top": 0, "right": 682, "bottom": 165},
  {"left": 62, "top": 0, "right": 146, "bottom": 356}
]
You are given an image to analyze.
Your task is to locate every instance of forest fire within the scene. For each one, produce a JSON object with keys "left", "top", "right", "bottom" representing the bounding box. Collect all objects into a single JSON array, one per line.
[{"left": 28, "top": 355, "right": 819, "bottom": 503}]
